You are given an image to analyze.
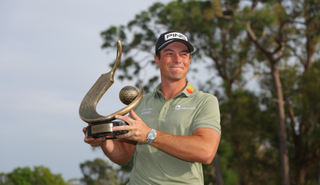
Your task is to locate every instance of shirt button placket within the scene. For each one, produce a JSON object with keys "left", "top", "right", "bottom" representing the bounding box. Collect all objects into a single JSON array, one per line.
[{"left": 159, "top": 100, "right": 170, "bottom": 121}]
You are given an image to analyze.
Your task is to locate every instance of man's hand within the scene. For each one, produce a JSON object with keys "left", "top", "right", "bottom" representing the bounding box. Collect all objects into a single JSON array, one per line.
[
  {"left": 82, "top": 124, "right": 137, "bottom": 166},
  {"left": 83, "top": 127, "right": 106, "bottom": 147},
  {"left": 113, "top": 110, "right": 151, "bottom": 143}
]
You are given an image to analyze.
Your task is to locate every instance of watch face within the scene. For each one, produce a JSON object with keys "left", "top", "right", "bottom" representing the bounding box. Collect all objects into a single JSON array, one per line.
[{"left": 149, "top": 132, "right": 156, "bottom": 140}]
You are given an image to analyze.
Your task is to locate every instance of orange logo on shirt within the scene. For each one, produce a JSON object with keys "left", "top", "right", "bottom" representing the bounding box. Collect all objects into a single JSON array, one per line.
[{"left": 187, "top": 86, "right": 193, "bottom": 94}]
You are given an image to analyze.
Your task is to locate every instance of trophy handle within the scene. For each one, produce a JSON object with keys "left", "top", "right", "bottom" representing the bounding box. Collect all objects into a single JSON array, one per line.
[{"left": 79, "top": 40, "right": 143, "bottom": 124}]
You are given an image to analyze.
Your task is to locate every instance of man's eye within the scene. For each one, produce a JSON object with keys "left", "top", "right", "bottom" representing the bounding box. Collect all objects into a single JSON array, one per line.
[{"left": 181, "top": 53, "right": 188, "bottom": 57}]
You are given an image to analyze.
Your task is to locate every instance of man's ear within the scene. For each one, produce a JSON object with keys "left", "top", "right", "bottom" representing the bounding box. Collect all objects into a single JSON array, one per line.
[{"left": 154, "top": 55, "right": 160, "bottom": 67}]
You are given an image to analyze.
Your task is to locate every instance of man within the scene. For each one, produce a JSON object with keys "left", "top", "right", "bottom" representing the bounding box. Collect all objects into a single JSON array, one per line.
[{"left": 83, "top": 30, "right": 221, "bottom": 185}]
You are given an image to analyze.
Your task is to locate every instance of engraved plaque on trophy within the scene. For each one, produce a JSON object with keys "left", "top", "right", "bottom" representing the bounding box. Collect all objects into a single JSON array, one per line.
[{"left": 79, "top": 41, "right": 143, "bottom": 139}]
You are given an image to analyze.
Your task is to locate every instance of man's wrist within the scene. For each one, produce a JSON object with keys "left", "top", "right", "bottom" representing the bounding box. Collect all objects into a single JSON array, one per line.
[{"left": 147, "top": 129, "right": 157, "bottom": 144}]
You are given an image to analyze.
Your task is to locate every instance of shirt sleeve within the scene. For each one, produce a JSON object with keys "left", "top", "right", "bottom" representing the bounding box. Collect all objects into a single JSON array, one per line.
[{"left": 191, "top": 94, "right": 221, "bottom": 135}]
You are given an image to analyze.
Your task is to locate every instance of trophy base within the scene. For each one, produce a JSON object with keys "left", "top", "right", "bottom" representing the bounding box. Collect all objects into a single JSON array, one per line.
[{"left": 86, "top": 120, "right": 128, "bottom": 139}]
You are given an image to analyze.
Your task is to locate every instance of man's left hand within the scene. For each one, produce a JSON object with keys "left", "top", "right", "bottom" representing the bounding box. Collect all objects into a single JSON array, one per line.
[{"left": 113, "top": 110, "right": 151, "bottom": 143}]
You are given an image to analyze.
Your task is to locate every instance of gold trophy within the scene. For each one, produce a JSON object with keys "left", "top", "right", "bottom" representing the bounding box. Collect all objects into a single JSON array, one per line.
[{"left": 79, "top": 41, "right": 143, "bottom": 139}]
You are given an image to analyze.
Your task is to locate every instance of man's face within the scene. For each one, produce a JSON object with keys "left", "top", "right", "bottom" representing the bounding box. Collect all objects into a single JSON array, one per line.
[{"left": 154, "top": 42, "right": 192, "bottom": 82}]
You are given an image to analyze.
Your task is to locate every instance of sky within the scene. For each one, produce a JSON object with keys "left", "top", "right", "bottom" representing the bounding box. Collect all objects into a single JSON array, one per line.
[{"left": 0, "top": 0, "right": 173, "bottom": 181}]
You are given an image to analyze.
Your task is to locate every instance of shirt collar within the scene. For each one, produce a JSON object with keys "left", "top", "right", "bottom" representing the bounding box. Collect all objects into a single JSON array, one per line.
[
  {"left": 153, "top": 81, "right": 197, "bottom": 98},
  {"left": 179, "top": 81, "right": 197, "bottom": 97}
]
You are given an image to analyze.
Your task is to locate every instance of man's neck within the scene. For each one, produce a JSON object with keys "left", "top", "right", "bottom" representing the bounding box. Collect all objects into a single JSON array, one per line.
[{"left": 160, "top": 79, "right": 187, "bottom": 101}]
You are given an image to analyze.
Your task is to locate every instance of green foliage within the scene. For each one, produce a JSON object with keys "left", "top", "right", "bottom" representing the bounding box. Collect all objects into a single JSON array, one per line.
[
  {"left": 0, "top": 166, "right": 66, "bottom": 185},
  {"left": 286, "top": 59, "right": 320, "bottom": 183},
  {"left": 80, "top": 158, "right": 118, "bottom": 185},
  {"left": 215, "top": 141, "right": 239, "bottom": 184},
  {"left": 219, "top": 89, "right": 281, "bottom": 185}
]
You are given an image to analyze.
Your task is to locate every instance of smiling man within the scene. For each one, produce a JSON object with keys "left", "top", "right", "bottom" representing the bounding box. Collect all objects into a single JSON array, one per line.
[{"left": 83, "top": 30, "right": 221, "bottom": 185}]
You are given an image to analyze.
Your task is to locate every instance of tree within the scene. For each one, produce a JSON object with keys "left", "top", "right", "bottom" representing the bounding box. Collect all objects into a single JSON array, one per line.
[
  {"left": 99, "top": 0, "right": 320, "bottom": 184},
  {"left": 244, "top": 1, "right": 320, "bottom": 184},
  {"left": 0, "top": 166, "right": 66, "bottom": 185},
  {"left": 80, "top": 158, "right": 118, "bottom": 185}
]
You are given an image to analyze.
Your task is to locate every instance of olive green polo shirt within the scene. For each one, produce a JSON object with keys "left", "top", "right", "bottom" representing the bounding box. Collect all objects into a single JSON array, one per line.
[{"left": 128, "top": 81, "right": 221, "bottom": 185}]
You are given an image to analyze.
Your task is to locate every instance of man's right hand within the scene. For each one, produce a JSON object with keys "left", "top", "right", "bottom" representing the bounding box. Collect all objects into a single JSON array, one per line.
[
  {"left": 83, "top": 126, "right": 137, "bottom": 166},
  {"left": 83, "top": 127, "right": 107, "bottom": 147}
]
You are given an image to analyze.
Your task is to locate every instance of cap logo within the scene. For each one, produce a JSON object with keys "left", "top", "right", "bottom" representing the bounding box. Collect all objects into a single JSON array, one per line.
[{"left": 164, "top": 32, "right": 188, "bottom": 41}]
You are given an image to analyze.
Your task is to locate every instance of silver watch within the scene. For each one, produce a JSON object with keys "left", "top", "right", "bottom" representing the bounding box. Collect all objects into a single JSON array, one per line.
[{"left": 147, "top": 129, "right": 157, "bottom": 144}]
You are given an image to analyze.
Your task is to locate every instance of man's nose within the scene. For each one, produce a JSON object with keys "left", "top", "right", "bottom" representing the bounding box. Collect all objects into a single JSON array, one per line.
[{"left": 173, "top": 53, "right": 182, "bottom": 63}]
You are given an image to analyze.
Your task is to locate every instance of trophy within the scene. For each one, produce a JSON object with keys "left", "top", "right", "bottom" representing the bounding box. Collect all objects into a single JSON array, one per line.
[{"left": 79, "top": 40, "right": 143, "bottom": 139}]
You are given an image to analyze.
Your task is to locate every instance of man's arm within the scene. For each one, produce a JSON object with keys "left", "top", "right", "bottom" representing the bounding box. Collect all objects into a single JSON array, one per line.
[
  {"left": 114, "top": 110, "right": 220, "bottom": 164},
  {"left": 152, "top": 128, "right": 220, "bottom": 164},
  {"left": 83, "top": 127, "right": 137, "bottom": 165}
]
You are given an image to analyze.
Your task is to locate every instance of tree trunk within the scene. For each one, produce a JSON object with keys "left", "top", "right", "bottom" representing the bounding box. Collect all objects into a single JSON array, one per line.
[
  {"left": 297, "top": 167, "right": 306, "bottom": 185},
  {"left": 213, "top": 154, "right": 224, "bottom": 185},
  {"left": 247, "top": 18, "right": 290, "bottom": 185},
  {"left": 271, "top": 63, "right": 290, "bottom": 185}
]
